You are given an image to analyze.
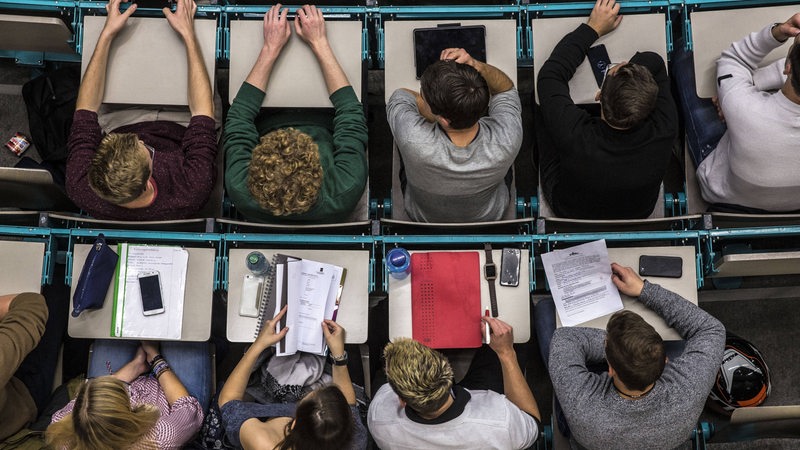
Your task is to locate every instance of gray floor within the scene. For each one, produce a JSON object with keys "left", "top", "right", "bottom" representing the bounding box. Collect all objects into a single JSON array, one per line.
[{"left": 0, "top": 60, "right": 42, "bottom": 166}]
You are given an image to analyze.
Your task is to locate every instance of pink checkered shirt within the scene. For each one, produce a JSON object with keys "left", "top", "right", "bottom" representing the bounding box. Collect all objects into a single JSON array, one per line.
[{"left": 52, "top": 376, "right": 203, "bottom": 449}]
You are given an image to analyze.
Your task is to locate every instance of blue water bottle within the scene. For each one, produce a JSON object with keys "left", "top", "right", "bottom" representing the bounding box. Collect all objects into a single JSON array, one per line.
[
  {"left": 246, "top": 251, "right": 270, "bottom": 276},
  {"left": 387, "top": 247, "right": 411, "bottom": 280}
]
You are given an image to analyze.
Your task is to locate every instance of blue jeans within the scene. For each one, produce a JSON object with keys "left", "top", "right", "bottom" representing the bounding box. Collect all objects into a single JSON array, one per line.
[
  {"left": 672, "top": 39, "right": 728, "bottom": 168},
  {"left": 88, "top": 340, "right": 212, "bottom": 411}
]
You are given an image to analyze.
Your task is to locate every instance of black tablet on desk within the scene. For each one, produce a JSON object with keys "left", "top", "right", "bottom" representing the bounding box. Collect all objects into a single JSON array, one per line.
[{"left": 413, "top": 25, "right": 487, "bottom": 79}]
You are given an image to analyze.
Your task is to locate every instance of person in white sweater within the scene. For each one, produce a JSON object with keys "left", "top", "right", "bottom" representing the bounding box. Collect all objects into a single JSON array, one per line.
[{"left": 674, "top": 14, "right": 800, "bottom": 212}]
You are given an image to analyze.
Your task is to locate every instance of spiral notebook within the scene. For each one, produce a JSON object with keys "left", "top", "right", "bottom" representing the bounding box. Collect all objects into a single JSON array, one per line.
[
  {"left": 411, "top": 251, "right": 482, "bottom": 349},
  {"left": 254, "top": 254, "right": 346, "bottom": 356}
]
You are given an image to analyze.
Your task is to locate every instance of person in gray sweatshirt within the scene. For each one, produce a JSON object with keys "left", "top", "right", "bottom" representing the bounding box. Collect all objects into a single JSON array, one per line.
[{"left": 544, "top": 263, "right": 725, "bottom": 449}]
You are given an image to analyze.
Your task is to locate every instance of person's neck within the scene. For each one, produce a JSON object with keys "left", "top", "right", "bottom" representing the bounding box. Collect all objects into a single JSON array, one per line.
[
  {"left": 612, "top": 378, "right": 654, "bottom": 400},
  {"left": 120, "top": 180, "right": 156, "bottom": 209},
  {"left": 418, "top": 394, "right": 454, "bottom": 420},
  {"left": 781, "top": 82, "right": 800, "bottom": 105},
  {"left": 444, "top": 124, "right": 480, "bottom": 147}
]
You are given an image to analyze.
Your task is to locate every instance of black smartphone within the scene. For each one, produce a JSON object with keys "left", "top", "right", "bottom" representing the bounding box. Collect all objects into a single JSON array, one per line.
[
  {"left": 133, "top": 0, "right": 173, "bottom": 9},
  {"left": 638, "top": 255, "right": 683, "bottom": 278},
  {"left": 413, "top": 24, "right": 486, "bottom": 79},
  {"left": 138, "top": 271, "right": 165, "bottom": 315},
  {"left": 587, "top": 44, "right": 611, "bottom": 88},
  {"left": 500, "top": 248, "right": 521, "bottom": 287}
]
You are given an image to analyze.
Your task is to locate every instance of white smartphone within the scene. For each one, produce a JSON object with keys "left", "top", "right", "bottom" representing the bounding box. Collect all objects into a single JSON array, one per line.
[
  {"left": 239, "top": 274, "right": 263, "bottom": 317},
  {"left": 138, "top": 271, "right": 165, "bottom": 316}
]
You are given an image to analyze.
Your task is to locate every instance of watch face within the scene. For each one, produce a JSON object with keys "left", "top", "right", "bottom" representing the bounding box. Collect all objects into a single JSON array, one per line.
[{"left": 484, "top": 264, "right": 497, "bottom": 279}]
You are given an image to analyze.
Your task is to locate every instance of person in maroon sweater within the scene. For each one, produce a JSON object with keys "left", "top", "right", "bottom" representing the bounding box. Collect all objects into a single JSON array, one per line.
[{"left": 66, "top": 0, "right": 217, "bottom": 220}]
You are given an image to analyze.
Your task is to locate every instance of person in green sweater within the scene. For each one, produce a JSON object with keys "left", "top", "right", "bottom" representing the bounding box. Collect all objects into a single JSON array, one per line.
[{"left": 224, "top": 3, "right": 368, "bottom": 223}]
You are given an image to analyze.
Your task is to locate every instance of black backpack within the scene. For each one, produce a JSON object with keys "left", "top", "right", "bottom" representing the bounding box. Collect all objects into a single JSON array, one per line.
[{"left": 21, "top": 65, "right": 80, "bottom": 163}]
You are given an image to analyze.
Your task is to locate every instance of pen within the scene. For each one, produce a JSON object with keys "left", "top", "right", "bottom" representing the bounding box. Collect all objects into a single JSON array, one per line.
[{"left": 484, "top": 309, "right": 491, "bottom": 344}]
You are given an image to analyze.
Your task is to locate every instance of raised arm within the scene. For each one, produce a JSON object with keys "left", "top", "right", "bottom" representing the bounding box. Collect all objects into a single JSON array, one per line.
[
  {"left": 164, "top": 0, "right": 214, "bottom": 118},
  {"left": 441, "top": 48, "right": 513, "bottom": 94},
  {"left": 322, "top": 319, "right": 357, "bottom": 405},
  {"left": 75, "top": 0, "right": 137, "bottom": 112},
  {"left": 483, "top": 317, "right": 540, "bottom": 420},
  {"left": 295, "top": 4, "right": 350, "bottom": 95},
  {"left": 218, "top": 306, "right": 289, "bottom": 408}
]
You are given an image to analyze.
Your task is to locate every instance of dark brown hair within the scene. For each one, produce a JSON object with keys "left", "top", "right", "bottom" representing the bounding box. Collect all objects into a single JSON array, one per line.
[
  {"left": 600, "top": 63, "right": 658, "bottom": 129},
  {"left": 605, "top": 310, "right": 665, "bottom": 391},
  {"left": 278, "top": 385, "right": 354, "bottom": 450},
  {"left": 420, "top": 60, "right": 489, "bottom": 130}
]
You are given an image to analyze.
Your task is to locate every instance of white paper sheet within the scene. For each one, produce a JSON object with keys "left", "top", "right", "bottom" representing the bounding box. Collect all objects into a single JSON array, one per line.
[{"left": 541, "top": 240, "right": 623, "bottom": 327}]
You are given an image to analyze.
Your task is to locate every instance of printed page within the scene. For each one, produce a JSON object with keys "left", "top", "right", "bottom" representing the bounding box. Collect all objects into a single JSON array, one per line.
[
  {"left": 541, "top": 240, "right": 623, "bottom": 327},
  {"left": 289, "top": 259, "right": 336, "bottom": 355},
  {"left": 119, "top": 245, "right": 187, "bottom": 339}
]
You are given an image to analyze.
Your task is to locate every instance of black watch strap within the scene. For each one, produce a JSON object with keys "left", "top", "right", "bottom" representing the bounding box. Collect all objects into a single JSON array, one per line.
[{"left": 484, "top": 243, "right": 498, "bottom": 317}]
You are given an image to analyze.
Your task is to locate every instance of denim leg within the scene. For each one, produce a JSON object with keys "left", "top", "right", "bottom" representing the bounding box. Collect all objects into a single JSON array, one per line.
[
  {"left": 88, "top": 340, "right": 140, "bottom": 378},
  {"left": 533, "top": 297, "right": 571, "bottom": 437},
  {"left": 161, "top": 341, "right": 212, "bottom": 412},
  {"left": 671, "top": 40, "right": 727, "bottom": 168}
]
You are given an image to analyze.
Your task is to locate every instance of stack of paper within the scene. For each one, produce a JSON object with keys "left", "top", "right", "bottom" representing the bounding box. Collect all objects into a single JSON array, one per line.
[{"left": 112, "top": 244, "right": 188, "bottom": 339}]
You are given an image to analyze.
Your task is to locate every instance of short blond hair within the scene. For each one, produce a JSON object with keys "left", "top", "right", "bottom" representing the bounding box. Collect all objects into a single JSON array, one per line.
[
  {"left": 247, "top": 128, "right": 323, "bottom": 216},
  {"left": 89, "top": 133, "right": 150, "bottom": 205},
  {"left": 384, "top": 338, "right": 454, "bottom": 415},
  {"left": 45, "top": 376, "right": 160, "bottom": 450}
]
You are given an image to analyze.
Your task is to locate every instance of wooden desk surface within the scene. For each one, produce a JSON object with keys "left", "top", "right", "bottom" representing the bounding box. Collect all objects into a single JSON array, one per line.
[
  {"left": 68, "top": 244, "right": 215, "bottom": 341},
  {"left": 532, "top": 13, "right": 667, "bottom": 105},
  {"left": 384, "top": 19, "right": 518, "bottom": 103},
  {"left": 81, "top": 16, "right": 217, "bottom": 106},
  {"left": 226, "top": 248, "right": 370, "bottom": 344},
  {"left": 388, "top": 249, "right": 531, "bottom": 343},
  {"left": 556, "top": 246, "right": 697, "bottom": 341},
  {"left": 0, "top": 241, "right": 44, "bottom": 295},
  {"left": 691, "top": 5, "right": 796, "bottom": 98},
  {"left": 228, "top": 20, "right": 363, "bottom": 108}
]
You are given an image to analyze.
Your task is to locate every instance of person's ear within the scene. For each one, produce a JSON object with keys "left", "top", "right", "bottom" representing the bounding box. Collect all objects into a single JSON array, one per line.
[
  {"left": 595, "top": 90, "right": 602, "bottom": 102},
  {"left": 607, "top": 363, "right": 616, "bottom": 378},
  {"left": 437, "top": 116, "right": 451, "bottom": 129},
  {"left": 784, "top": 59, "right": 792, "bottom": 76},
  {"left": 397, "top": 395, "right": 406, "bottom": 408}
]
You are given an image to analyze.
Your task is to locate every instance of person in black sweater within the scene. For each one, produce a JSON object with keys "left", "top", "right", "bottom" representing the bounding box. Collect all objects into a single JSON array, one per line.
[{"left": 537, "top": 0, "right": 678, "bottom": 219}]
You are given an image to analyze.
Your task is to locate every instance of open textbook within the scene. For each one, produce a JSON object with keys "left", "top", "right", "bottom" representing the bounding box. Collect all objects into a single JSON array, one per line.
[
  {"left": 541, "top": 239, "right": 623, "bottom": 327},
  {"left": 254, "top": 254, "right": 346, "bottom": 356},
  {"left": 111, "top": 244, "right": 188, "bottom": 339}
]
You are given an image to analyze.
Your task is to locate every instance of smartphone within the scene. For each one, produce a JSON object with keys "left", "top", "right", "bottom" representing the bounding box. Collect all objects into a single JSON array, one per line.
[
  {"left": 133, "top": 0, "right": 173, "bottom": 9},
  {"left": 500, "top": 248, "right": 521, "bottom": 287},
  {"left": 638, "top": 255, "right": 683, "bottom": 278},
  {"left": 239, "top": 274, "right": 263, "bottom": 318},
  {"left": 587, "top": 44, "right": 612, "bottom": 88},
  {"left": 138, "top": 271, "right": 165, "bottom": 316}
]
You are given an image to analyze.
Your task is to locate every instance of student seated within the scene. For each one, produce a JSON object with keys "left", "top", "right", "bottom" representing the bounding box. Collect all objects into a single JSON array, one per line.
[
  {"left": 66, "top": 0, "right": 218, "bottom": 220},
  {"left": 537, "top": 0, "right": 677, "bottom": 219},
  {"left": 534, "top": 263, "right": 725, "bottom": 449},
  {"left": 0, "top": 293, "right": 49, "bottom": 440},
  {"left": 224, "top": 4, "right": 368, "bottom": 223},
  {"left": 388, "top": 48, "right": 521, "bottom": 222},
  {"left": 46, "top": 340, "right": 206, "bottom": 449},
  {"left": 673, "top": 13, "right": 800, "bottom": 212},
  {"left": 368, "top": 319, "right": 541, "bottom": 450},
  {"left": 217, "top": 306, "right": 367, "bottom": 449}
]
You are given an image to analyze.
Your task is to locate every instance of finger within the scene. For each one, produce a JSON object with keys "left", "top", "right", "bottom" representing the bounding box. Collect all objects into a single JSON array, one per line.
[
  {"left": 279, "top": 7, "right": 288, "bottom": 22},
  {"left": 321, "top": 321, "right": 332, "bottom": 338},
  {"left": 124, "top": 3, "right": 137, "bottom": 16},
  {"left": 277, "top": 326, "right": 289, "bottom": 338},
  {"left": 271, "top": 305, "right": 288, "bottom": 323},
  {"left": 162, "top": 6, "right": 171, "bottom": 17}
]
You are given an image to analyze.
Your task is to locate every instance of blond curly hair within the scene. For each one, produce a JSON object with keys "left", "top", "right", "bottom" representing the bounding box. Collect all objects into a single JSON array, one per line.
[
  {"left": 247, "top": 128, "right": 323, "bottom": 216},
  {"left": 384, "top": 338, "right": 454, "bottom": 415},
  {"left": 88, "top": 133, "right": 150, "bottom": 205},
  {"left": 45, "top": 376, "right": 160, "bottom": 450}
]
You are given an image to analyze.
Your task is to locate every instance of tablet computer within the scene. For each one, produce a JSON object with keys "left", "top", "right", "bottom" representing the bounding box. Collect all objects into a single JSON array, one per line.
[{"left": 413, "top": 25, "right": 487, "bottom": 79}]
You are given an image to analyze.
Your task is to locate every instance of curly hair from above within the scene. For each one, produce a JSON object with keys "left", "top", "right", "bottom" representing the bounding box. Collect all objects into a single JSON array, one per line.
[{"left": 247, "top": 128, "right": 323, "bottom": 216}]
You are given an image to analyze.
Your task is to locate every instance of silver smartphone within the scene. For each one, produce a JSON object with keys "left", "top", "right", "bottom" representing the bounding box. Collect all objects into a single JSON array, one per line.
[
  {"left": 138, "top": 271, "right": 165, "bottom": 316},
  {"left": 500, "top": 248, "right": 521, "bottom": 287}
]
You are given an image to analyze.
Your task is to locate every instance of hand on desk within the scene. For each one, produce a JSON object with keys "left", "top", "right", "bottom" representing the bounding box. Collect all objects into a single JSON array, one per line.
[
  {"left": 164, "top": 0, "right": 198, "bottom": 42},
  {"left": 262, "top": 4, "right": 291, "bottom": 57},
  {"left": 611, "top": 262, "right": 644, "bottom": 297},
  {"left": 294, "top": 4, "right": 329, "bottom": 50},
  {"left": 482, "top": 316, "right": 515, "bottom": 359},
  {"left": 587, "top": 0, "right": 622, "bottom": 38},
  {"left": 101, "top": 0, "right": 137, "bottom": 39},
  {"left": 254, "top": 305, "right": 290, "bottom": 350}
]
